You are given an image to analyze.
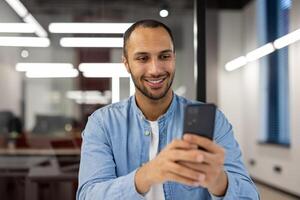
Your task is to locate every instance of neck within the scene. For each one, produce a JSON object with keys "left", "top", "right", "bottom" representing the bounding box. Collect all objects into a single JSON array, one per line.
[{"left": 135, "top": 90, "right": 173, "bottom": 121}]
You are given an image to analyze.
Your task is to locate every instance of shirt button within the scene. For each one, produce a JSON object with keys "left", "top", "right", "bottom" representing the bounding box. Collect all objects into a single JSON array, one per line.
[{"left": 144, "top": 130, "right": 151, "bottom": 136}]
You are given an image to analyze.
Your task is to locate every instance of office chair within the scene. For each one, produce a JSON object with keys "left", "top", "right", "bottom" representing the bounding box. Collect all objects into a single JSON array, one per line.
[{"left": 0, "top": 111, "right": 14, "bottom": 135}]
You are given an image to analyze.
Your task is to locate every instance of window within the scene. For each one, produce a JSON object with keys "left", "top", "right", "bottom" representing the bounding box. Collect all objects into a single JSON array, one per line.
[{"left": 259, "top": 0, "right": 291, "bottom": 146}]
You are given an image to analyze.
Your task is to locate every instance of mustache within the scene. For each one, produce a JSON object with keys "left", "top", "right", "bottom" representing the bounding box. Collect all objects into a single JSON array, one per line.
[{"left": 142, "top": 73, "right": 169, "bottom": 79}]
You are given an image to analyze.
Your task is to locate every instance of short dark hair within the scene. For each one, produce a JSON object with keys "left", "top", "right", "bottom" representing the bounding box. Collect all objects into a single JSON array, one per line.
[{"left": 123, "top": 19, "right": 175, "bottom": 58}]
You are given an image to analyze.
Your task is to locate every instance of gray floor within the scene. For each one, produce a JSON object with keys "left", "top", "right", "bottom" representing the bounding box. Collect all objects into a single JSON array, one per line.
[{"left": 256, "top": 182, "right": 300, "bottom": 200}]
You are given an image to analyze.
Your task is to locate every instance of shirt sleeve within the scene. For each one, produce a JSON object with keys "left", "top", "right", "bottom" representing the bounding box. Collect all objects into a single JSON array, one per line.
[
  {"left": 76, "top": 112, "right": 145, "bottom": 200},
  {"left": 209, "top": 110, "right": 260, "bottom": 200}
]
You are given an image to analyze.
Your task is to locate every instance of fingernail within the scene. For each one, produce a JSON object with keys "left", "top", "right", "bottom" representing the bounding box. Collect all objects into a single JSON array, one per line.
[{"left": 184, "top": 134, "right": 192, "bottom": 140}]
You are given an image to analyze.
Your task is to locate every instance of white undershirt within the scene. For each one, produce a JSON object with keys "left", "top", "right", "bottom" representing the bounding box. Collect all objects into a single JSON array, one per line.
[{"left": 145, "top": 121, "right": 165, "bottom": 200}]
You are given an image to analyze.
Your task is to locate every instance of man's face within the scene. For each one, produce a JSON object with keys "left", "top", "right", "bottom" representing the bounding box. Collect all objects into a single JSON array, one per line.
[{"left": 123, "top": 27, "right": 175, "bottom": 101}]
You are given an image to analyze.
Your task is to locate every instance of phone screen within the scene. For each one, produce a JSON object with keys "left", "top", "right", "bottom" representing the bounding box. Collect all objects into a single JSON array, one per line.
[{"left": 183, "top": 104, "right": 216, "bottom": 140}]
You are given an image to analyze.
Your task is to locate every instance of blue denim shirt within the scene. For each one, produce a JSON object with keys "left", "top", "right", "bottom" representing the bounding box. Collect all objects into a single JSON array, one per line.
[{"left": 77, "top": 94, "right": 259, "bottom": 200}]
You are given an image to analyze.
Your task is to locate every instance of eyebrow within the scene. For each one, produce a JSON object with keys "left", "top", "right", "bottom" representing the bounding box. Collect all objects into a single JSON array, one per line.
[{"left": 133, "top": 49, "right": 174, "bottom": 56}]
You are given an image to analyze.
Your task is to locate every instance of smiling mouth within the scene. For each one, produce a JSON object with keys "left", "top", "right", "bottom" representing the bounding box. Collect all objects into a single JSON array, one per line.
[
  {"left": 146, "top": 76, "right": 167, "bottom": 82},
  {"left": 145, "top": 78, "right": 165, "bottom": 84},
  {"left": 144, "top": 76, "right": 167, "bottom": 88}
]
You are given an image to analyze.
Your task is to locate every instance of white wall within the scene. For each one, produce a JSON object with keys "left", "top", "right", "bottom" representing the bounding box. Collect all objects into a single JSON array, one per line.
[
  {"left": 217, "top": 0, "right": 300, "bottom": 196},
  {"left": 217, "top": 10, "right": 245, "bottom": 147}
]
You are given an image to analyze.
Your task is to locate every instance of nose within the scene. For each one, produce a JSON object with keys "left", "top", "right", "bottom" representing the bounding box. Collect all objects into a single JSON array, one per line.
[{"left": 148, "top": 58, "right": 163, "bottom": 76}]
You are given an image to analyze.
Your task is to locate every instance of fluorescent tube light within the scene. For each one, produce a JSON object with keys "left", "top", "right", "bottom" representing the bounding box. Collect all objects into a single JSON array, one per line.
[
  {"left": 26, "top": 68, "right": 78, "bottom": 78},
  {"left": 225, "top": 56, "right": 247, "bottom": 71},
  {"left": 273, "top": 28, "right": 300, "bottom": 49},
  {"left": 16, "top": 63, "right": 74, "bottom": 72},
  {"left": 79, "top": 63, "right": 129, "bottom": 77},
  {"left": 0, "top": 37, "right": 50, "bottom": 47},
  {"left": 0, "top": 23, "right": 35, "bottom": 33},
  {"left": 4, "top": 0, "right": 28, "bottom": 18},
  {"left": 49, "top": 23, "right": 132, "bottom": 34},
  {"left": 60, "top": 37, "right": 123, "bottom": 48},
  {"left": 23, "top": 14, "right": 48, "bottom": 37},
  {"left": 225, "top": 27, "right": 300, "bottom": 72},
  {"left": 246, "top": 43, "right": 275, "bottom": 62},
  {"left": 66, "top": 90, "right": 111, "bottom": 105}
]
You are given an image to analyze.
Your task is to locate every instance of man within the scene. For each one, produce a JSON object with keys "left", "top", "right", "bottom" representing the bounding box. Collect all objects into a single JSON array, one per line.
[{"left": 77, "top": 19, "right": 259, "bottom": 200}]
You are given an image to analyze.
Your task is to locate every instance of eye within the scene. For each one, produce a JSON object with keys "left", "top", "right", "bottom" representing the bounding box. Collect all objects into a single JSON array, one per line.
[
  {"left": 160, "top": 54, "right": 171, "bottom": 60},
  {"left": 136, "top": 56, "right": 148, "bottom": 62}
]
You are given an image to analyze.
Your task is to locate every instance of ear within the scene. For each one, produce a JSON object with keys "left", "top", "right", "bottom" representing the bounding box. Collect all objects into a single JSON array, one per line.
[{"left": 122, "top": 55, "right": 131, "bottom": 74}]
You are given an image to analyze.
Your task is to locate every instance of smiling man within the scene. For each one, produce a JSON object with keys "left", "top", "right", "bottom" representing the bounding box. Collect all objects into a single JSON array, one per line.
[{"left": 77, "top": 19, "right": 259, "bottom": 200}]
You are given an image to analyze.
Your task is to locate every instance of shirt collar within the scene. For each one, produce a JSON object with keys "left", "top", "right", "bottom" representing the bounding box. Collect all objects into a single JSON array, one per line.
[{"left": 130, "top": 92, "right": 177, "bottom": 123}]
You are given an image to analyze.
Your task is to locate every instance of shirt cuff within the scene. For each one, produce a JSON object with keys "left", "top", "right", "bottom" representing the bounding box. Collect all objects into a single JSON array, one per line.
[
  {"left": 210, "top": 170, "right": 238, "bottom": 200},
  {"left": 122, "top": 169, "right": 146, "bottom": 200}
]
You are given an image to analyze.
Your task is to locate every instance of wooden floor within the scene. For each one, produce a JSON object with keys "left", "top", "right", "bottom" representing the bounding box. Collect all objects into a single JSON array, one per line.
[{"left": 256, "top": 182, "right": 300, "bottom": 200}]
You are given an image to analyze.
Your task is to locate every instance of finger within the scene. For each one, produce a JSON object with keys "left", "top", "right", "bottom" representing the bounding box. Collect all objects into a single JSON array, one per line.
[
  {"left": 177, "top": 161, "right": 217, "bottom": 186},
  {"left": 167, "top": 161, "right": 205, "bottom": 182},
  {"left": 177, "top": 161, "right": 208, "bottom": 172},
  {"left": 196, "top": 149, "right": 219, "bottom": 165},
  {"left": 165, "top": 171, "right": 205, "bottom": 187},
  {"left": 194, "top": 149, "right": 225, "bottom": 166},
  {"left": 168, "top": 149, "right": 204, "bottom": 163},
  {"left": 166, "top": 139, "right": 198, "bottom": 150},
  {"left": 183, "top": 134, "right": 223, "bottom": 154}
]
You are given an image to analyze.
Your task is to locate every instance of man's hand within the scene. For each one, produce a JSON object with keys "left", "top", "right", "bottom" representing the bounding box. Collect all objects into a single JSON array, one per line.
[
  {"left": 134, "top": 139, "right": 206, "bottom": 194},
  {"left": 181, "top": 134, "right": 228, "bottom": 196}
]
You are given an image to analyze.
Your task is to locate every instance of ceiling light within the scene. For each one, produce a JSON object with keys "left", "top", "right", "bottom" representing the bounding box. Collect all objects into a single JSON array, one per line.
[
  {"left": 159, "top": 9, "right": 169, "bottom": 18},
  {"left": 23, "top": 14, "right": 48, "bottom": 37},
  {"left": 4, "top": 0, "right": 28, "bottom": 18},
  {"left": 16, "top": 63, "right": 74, "bottom": 72},
  {"left": 60, "top": 37, "right": 123, "bottom": 48},
  {"left": 66, "top": 90, "right": 111, "bottom": 105},
  {"left": 225, "top": 56, "right": 247, "bottom": 71},
  {"left": 26, "top": 68, "right": 78, "bottom": 78},
  {"left": 273, "top": 28, "right": 300, "bottom": 49},
  {"left": 0, "top": 37, "right": 50, "bottom": 47},
  {"left": 246, "top": 43, "right": 275, "bottom": 62},
  {"left": 0, "top": 23, "right": 35, "bottom": 33},
  {"left": 79, "top": 63, "right": 129, "bottom": 77},
  {"left": 225, "top": 27, "right": 300, "bottom": 72},
  {"left": 21, "top": 49, "right": 29, "bottom": 58},
  {"left": 49, "top": 23, "right": 132, "bottom": 34}
]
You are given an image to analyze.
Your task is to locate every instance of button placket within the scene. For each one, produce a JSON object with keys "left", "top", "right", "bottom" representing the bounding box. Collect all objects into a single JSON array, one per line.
[{"left": 144, "top": 130, "right": 151, "bottom": 136}]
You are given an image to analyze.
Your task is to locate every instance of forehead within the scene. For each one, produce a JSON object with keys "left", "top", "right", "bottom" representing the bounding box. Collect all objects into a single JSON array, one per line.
[{"left": 126, "top": 27, "right": 174, "bottom": 55}]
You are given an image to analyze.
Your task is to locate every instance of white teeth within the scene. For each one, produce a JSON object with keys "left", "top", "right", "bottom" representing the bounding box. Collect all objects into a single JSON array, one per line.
[{"left": 148, "top": 79, "right": 163, "bottom": 84}]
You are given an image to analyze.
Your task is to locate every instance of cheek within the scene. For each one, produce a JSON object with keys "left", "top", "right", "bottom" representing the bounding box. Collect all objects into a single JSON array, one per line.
[{"left": 130, "top": 68, "right": 144, "bottom": 79}]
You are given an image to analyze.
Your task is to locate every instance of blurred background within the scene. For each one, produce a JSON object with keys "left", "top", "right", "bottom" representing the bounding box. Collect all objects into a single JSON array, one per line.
[{"left": 0, "top": 0, "right": 299, "bottom": 199}]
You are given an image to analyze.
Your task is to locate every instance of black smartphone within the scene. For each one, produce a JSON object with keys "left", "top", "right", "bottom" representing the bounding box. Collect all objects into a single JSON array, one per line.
[{"left": 183, "top": 103, "right": 216, "bottom": 140}]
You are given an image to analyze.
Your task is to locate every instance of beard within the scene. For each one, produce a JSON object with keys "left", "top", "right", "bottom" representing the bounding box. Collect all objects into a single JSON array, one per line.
[{"left": 130, "top": 69, "right": 175, "bottom": 101}]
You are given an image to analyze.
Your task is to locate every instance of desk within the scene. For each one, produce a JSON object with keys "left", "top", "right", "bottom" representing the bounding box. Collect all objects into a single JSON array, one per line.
[
  {"left": 0, "top": 148, "right": 80, "bottom": 156},
  {"left": 0, "top": 149, "right": 80, "bottom": 200},
  {"left": 26, "top": 157, "right": 78, "bottom": 200}
]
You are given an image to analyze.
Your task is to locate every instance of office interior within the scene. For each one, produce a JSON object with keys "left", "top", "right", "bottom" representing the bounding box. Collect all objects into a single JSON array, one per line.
[{"left": 0, "top": 0, "right": 299, "bottom": 199}]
